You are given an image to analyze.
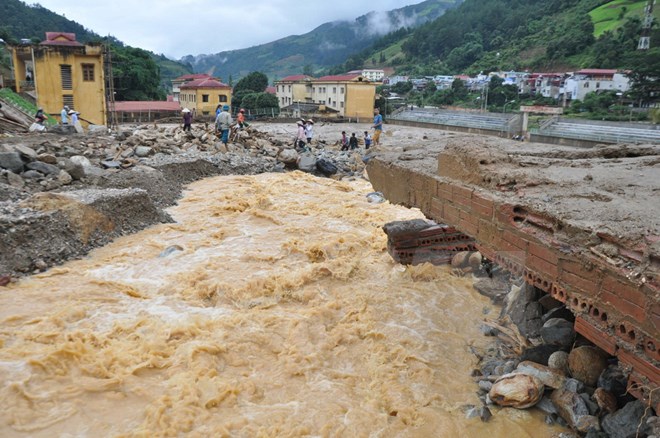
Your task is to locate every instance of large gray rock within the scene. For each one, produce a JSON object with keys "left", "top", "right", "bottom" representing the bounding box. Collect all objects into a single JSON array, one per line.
[
  {"left": 277, "top": 148, "right": 298, "bottom": 165},
  {"left": 134, "top": 146, "right": 153, "bottom": 158},
  {"left": 297, "top": 152, "right": 316, "bottom": 172},
  {"left": 503, "top": 283, "right": 543, "bottom": 338},
  {"left": 12, "top": 144, "right": 38, "bottom": 160},
  {"left": 602, "top": 400, "right": 652, "bottom": 438},
  {"left": 58, "top": 158, "right": 85, "bottom": 180},
  {"left": 0, "top": 152, "right": 25, "bottom": 173},
  {"left": 552, "top": 387, "right": 600, "bottom": 433},
  {"left": 541, "top": 318, "right": 575, "bottom": 348},
  {"left": 27, "top": 161, "right": 61, "bottom": 176}
]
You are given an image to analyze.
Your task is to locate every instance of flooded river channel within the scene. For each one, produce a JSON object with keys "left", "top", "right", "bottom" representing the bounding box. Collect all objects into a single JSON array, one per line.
[{"left": 0, "top": 172, "right": 562, "bottom": 436}]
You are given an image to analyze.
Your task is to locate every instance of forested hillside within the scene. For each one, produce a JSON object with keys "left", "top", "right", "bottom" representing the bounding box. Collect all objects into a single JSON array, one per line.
[
  {"left": 0, "top": 0, "right": 192, "bottom": 99},
  {"left": 345, "top": 0, "right": 659, "bottom": 76},
  {"left": 181, "top": 0, "right": 463, "bottom": 81}
]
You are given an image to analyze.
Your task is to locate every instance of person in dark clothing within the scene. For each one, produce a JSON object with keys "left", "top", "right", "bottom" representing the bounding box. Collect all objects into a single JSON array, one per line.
[
  {"left": 349, "top": 132, "right": 358, "bottom": 150},
  {"left": 182, "top": 108, "right": 192, "bottom": 131}
]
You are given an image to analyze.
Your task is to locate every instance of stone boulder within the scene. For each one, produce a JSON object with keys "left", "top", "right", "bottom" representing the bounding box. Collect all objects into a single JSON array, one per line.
[
  {"left": 489, "top": 373, "right": 544, "bottom": 409},
  {"left": 0, "top": 152, "right": 25, "bottom": 173},
  {"left": 541, "top": 318, "right": 575, "bottom": 348},
  {"left": 602, "top": 400, "right": 652, "bottom": 438},
  {"left": 568, "top": 346, "right": 608, "bottom": 387},
  {"left": 503, "top": 283, "right": 543, "bottom": 338},
  {"left": 551, "top": 387, "right": 601, "bottom": 433}
]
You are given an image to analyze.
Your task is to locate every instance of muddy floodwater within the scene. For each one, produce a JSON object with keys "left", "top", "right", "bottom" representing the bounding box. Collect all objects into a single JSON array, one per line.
[{"left": 0, "top": 172, "right": 562, "bottom": 437}]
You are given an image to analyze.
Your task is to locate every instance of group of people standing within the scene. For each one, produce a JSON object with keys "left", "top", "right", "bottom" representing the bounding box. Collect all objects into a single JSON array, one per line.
[{"left": 339, "top": 108, "right": 382, "bottom": 151}]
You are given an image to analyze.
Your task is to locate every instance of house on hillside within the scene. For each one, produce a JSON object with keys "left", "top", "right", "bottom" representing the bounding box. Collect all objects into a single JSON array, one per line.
[
  {"left": 171, "top": 73, "right": 212, "bottom": 102},
  {"left": 179, "top": 77, "right": 232, "bottom": 116},
  {"left": 564, "top": 69, "right": 630, "bottom": 101},
  {"left": 520, "top": 73, "right": 565, "bottom": 99},
  {"left": 11, "top": 32, "right": 107, "bottom": 126}
]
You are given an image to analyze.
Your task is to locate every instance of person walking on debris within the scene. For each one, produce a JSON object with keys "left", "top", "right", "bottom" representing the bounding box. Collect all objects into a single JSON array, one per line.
[
  {"left": 35, "top": 108, "right": 47, "bottom": 124},
  {"left": 237, "top": 108, "right": 249, "bottom": 128},
  {"left": 215, "top": 104, "right": 222, "bottom": 119},
  {"left": 305, "top": 119, "right": 314, "bottom": 145},
  {"left": 60, "top": 105, "right": 69, "bottom": 125},
  {"left": 349, "top": 132, "right": 358, "bottom": 150},
  {"left": 182, "top": 108, "right": 192, "bottom": 132},
  {"left": 216, "top": 105, "right": 233, "bottom": 146},
  {"left": 295, "top": 121, "right": 307, "bottom": 149},
  {"left": 364, "top": 131, "right": 372, "bottom": 149},
  {"left": 372, "top": 108, "right": 383, "bottom": 146},
  {"left": 340, "top": 131, "right": 349, "bottom": 151}
]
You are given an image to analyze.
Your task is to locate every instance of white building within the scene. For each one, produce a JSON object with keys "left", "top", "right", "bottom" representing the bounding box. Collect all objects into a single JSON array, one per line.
[{"left": 564, "top": 69, "right": 630, "bottom": 101}]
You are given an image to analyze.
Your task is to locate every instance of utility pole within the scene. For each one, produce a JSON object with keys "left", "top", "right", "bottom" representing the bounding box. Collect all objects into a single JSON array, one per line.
[{"left": 638, "top": 0, "right": 655, "bottom": 50}]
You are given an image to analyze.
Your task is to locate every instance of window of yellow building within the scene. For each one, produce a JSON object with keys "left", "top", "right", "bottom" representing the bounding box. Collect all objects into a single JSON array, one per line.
[
  {"left": 82, "top": 64, "right": 95, "bottom": 82},
  {"left": 60, "top": 65, "right": 73, "bottom": 90},
  {"left": 203, "top": 94, "right": 209, "bottom": 103},
  {"left": 219, "top": 95, "right": 227, "bottom": 102}
]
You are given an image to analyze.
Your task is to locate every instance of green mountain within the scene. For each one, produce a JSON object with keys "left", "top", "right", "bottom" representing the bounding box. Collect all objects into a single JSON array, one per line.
[
  {"left": 180, "top": 0, "right": 463, "bottom": 81},
  {"left": 0, "top": 0, "right": 193, "bottom": 97},
  {"left": 357, "top": 0, "right": 660, "bottom": 75}
]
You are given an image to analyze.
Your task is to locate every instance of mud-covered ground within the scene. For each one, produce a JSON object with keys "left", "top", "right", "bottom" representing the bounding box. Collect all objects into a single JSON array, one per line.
[{"left": 0, "top": 121, "right": 457, "bottom": 280}]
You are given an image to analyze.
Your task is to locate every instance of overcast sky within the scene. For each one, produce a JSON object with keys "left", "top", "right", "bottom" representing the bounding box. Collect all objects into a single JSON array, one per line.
[{"left": 32, "top": 0, "right": 420, "bottom": 59}]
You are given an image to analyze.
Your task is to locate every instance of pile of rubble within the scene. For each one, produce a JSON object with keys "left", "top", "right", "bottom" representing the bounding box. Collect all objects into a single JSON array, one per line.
[
  {"left": 470, "top": 271, "right": 658, "bottom": 437},
  {"left": 380, "top": 219, "right": 658, "bottom": 437},
  {"left": 0, "top": 123, "right": 372, "bottom": 279}
]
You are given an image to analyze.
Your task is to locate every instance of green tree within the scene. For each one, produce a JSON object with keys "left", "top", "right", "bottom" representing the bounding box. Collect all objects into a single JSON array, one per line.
[
  {"left": 112, "top": 46, "right": 165, "bottom": 101},
  {"left": 234, "top": 71, "right": 268, "bottom": 94},
  {"left": 623, "top": 47, "right": 660, "bottom": 105}
]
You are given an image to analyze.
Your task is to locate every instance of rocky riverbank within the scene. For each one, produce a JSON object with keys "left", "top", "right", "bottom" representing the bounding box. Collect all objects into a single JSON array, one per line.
[
  {"left": 0, "top": 122, "right": 381, "bottom": 281},
  {"left": 466, "top": 256, "right": 659, "bottom": 438}
]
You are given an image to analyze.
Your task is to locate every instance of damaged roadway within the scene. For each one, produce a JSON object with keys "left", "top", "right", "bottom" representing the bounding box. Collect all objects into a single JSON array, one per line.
[{"left": 366, "top": 134, "right": 660, "bottom": 408}]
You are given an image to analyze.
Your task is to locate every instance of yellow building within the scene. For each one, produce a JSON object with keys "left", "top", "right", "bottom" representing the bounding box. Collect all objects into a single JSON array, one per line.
[
  {"left": 274, "top": 75, "right": 314, "bottom": 107},
  {"left": 11, "top": 32, "right": 107, "bottom": 126},
  {"left": 275, "top": 73, "right": 377, "bottom": 118},
  {"left": 179, "top": 77, "right": 232, "bottom": 117}
]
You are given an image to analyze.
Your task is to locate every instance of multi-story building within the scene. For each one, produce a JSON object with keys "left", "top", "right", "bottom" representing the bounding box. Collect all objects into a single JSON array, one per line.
[
  {"left": 11, "top": 32, "right": 107, "bottom": 126},
  {"left": 179, "top": 77, "right": 232, "bottom": 116},
  {"left": 275, "top": 75, "right": 314, "bottom": 108},
  {"left": 275, "top": 73, "right": 377, "bottom": 118},
  {"left": 171, "top": 73, "right": 212, "bottom": 102},
  {"left": 564, "top": 69, "right": 630, "bottom": 101}
]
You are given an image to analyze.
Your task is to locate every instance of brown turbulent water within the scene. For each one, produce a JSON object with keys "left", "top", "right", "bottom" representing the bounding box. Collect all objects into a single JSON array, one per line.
[{"left": 0, "top": 172, "right": 562, "bottom": 437}]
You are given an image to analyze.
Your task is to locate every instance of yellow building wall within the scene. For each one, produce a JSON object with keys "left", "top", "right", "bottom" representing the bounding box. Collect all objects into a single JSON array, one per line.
[
  {"left": 180, "top": 88, "right": 232, "bottom": 116},
  {"left": 345, "top": 82, "right": 376, "bottom": 119},
  {"left": 292, "top": 83, "right": 311, "bottom": 102},
  {"left": 27, "top": 46, "right": 106, "bottom": 126}
]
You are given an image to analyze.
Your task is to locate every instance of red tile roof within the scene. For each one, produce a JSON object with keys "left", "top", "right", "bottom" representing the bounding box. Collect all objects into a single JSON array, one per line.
[
  {"left": 113, "top": 101, "right": 182, "bottom": 112},
  {"left": 173, "top": 73, "right": 212, "bottom": 81},
  {"left": 265, "top": 86, "right": 277, "bottom": 95},
  {"left": 315, "top": 74, "right": 361, "bottom": 82},
  {"left": 577, "top": 69, "right": 617, "bottom": 75},
  {"left": 180, "top": 78, "right": 231, "bottom": 89},
  {"left": 279, "top": 75, "right": 313, "bottom": 82},
  {"left": 41, "top": 32, "right": 83, "bottom": 47}
]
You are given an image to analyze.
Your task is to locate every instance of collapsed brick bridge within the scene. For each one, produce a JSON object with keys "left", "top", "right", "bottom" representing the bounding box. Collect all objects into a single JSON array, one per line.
[{"left": 367, "top": 135, "right": 659, "bottom": 410}]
